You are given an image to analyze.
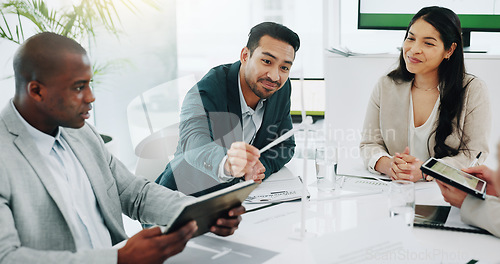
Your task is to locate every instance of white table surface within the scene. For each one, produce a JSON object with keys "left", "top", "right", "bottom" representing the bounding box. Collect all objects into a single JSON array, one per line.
[
  {"left": 124, "top": 157, "right": 500, "bottom": 263},
  {"left": 217, "top": 158, "right": 500, "bottom": 263}
]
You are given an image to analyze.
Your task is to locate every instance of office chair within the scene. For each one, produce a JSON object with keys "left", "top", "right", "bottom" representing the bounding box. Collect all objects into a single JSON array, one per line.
[{"left": 126, "top": 75, "right": 196, "bottom": 181}]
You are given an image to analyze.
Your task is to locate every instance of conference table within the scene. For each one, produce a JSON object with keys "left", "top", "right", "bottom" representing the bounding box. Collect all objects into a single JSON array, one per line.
[
  {"left": 122, "top": 156, "right": 500, "bottom": 263},
  {"left": 163, "top": 156, "right": 500, "bottom": 264}
]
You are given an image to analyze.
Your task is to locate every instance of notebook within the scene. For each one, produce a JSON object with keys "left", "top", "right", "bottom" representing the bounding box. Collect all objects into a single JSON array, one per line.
[{"left": 414, "top": 205, "right": 489, "bottom": 235}]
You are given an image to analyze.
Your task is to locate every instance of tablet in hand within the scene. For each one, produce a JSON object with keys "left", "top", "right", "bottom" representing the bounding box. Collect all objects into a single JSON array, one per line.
[
  {"left": 421, "top": 158, "right": 486, "bottom": 200},
  {"left": 158, "top": 180, "right": 258, "bottom": 237}
]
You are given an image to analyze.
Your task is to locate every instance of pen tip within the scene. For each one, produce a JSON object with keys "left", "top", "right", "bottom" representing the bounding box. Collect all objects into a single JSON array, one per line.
[{"left": 476, "top": 152, "right": 482, "bottom": 159}]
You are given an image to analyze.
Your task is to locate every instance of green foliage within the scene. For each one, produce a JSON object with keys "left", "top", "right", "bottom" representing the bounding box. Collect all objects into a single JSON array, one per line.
[
  {"left": 0, "top": 0, "right": 158, "bottom": 86},
  {"left": 0, "top": 0, "right": 158, "bottom": 44}
]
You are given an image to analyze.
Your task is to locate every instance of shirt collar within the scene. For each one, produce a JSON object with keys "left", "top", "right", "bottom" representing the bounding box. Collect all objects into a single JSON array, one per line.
[
  {"left": 238, "top": 76, "right": 266, "bottom": 115},
  {"left": 10, "top": 99, "right": 63, "bottom": 155}
]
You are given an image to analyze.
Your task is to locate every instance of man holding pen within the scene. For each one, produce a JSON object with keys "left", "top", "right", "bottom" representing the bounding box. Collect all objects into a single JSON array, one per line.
[{"left": 156, "top": 22, "right": 300, "bottom": 196}]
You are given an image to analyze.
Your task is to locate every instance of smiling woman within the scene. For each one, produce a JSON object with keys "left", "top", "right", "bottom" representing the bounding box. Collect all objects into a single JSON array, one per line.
[{"left": 359, "top": 6, "right": 491, "bottom": 182}]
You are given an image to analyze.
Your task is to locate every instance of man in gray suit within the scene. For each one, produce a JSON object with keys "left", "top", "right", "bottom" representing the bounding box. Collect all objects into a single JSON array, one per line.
[{"left": 0, "top": 32, "right": 245, "bottom": 263}]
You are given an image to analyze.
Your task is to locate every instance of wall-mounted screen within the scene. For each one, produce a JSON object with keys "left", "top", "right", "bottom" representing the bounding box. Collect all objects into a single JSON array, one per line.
[{"left": 358, "top": 0, "right": 500, "bottom": 47}]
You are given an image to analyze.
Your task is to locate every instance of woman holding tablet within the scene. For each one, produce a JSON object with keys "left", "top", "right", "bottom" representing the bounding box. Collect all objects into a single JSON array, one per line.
[{"left": 360, "top": 6, "right": 491, "bottom": 182}]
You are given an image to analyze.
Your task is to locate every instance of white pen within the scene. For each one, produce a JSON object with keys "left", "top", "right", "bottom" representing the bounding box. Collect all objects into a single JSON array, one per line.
[
  {"left": 469, "top": 152, "right": 482, "bottom": 167},
  {"left": 259, "top": 128, "right": 298, "bottom": 154}
]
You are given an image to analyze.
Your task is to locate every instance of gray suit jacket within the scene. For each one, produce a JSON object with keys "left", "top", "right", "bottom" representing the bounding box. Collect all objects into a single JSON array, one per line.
[{"left": 0, "top": 104, "right": 191, "bottom": 263}]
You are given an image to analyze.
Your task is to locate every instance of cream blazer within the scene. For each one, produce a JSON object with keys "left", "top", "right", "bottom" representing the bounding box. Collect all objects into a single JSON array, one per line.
[{"left": 360, "top": 74, "right": 491, "bottom": 171}]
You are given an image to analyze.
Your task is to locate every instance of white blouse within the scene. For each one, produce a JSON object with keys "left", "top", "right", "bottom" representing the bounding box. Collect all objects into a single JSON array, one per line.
[{"left": 409, "top": 92, "right": 440, "bottom": 162}]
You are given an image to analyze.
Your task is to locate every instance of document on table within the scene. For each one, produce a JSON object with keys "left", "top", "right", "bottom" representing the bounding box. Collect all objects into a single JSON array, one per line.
[
  {"left": 340, "top": 176, "right": 390, "bottom": 192},
  {"left": 336, "top": 153, "right": 390, "bottom": 180},
  {"left": 244, "top": 167, "right": 308, "bottom": 204}
]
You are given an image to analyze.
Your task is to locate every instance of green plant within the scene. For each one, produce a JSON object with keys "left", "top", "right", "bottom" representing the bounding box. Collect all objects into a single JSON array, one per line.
[
  {"left": 0, "top": 0, "right": 158, "bottom": 44},
  {"left": 0, "top": 0, "right": 158, "bottom": 85}
]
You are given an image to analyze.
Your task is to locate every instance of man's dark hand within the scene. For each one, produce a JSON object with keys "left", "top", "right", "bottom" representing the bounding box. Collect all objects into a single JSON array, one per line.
[
  {"left": 210, "top": 205, "right": 246, "bottom": 236},
  {"left": 117, "top": 221, "right": 197, "bottom": 264}
]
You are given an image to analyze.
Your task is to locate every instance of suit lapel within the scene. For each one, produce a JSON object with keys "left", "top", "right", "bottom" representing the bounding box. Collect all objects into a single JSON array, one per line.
[
  {"left": 385, "top": 81, "right": 411, "bottom": 154},
  {"left": 1, "top": 105, "right": 76, "bottom": 236},
  {"left": 221, "top": 61, "right": 244, "bottom": 146},
  {"left": 14, "top": 134, "right": 74, "bottom": 219},
  {"left": 227, "top": 61, "right": 243, "bottom": 122}
]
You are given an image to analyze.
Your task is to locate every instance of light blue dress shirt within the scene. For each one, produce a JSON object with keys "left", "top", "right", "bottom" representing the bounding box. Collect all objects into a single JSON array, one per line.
[{"left": 217, "top": 77, "right": 266, "bottom": 181}]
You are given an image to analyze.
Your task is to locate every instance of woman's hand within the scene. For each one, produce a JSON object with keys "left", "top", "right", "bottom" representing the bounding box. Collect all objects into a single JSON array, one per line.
[{"left": 391, "top": 147, "right": 424, "bottom": 182}]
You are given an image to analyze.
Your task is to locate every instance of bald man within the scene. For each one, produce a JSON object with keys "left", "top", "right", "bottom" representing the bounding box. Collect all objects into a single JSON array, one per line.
[{"left": 0, "top": 32, "right": 244, "bottom": 264}]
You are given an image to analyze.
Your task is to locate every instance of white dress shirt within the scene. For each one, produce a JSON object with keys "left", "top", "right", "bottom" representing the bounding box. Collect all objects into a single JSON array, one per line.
[
  {"left": 217, "top": 77, "right": 266, "bottom": 181},
  {"left": 11, "top": 100, "right": 112, "bottom": 250}
]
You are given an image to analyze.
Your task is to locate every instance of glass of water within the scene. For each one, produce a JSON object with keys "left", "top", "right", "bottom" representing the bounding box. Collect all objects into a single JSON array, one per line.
[
  {"left": 388, "top": 180, "right": 415, "bottom": 227},
  {"left": 315, "top": 147, "right": 336, "bottom": 192}
]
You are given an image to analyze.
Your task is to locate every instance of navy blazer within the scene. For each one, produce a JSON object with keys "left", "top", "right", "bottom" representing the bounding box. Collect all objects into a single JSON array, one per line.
[{"left": 156, "top": 61, "right": 295, "bottom": 196}]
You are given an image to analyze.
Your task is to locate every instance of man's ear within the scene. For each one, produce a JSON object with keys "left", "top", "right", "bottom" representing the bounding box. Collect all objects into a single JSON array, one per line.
[
  {"left": 240, "top": 47, "right": 250, "bottom": 64},
  {"left": 27, "top": 81, "right": 44, "bottom": 102}
]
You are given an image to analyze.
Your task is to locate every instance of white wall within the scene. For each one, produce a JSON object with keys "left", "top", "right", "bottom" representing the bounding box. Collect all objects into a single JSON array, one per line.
[
  {"left": 90, "top": 1, "right": 178, "bottom": 168},
  {"left": 0, "top": 25, "right": 25, "bottom": 111},
  {"left": 0, "top": 56, "right": 16, "bottom": 110}
]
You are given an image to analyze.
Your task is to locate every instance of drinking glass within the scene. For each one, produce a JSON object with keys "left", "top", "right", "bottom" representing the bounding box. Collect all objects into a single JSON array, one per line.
[
  {"left": 388, "top": 180, "right": 415, "bottom": 227},
  {"left": 315, "top": 147, "right": 336, "bottom": 191}
]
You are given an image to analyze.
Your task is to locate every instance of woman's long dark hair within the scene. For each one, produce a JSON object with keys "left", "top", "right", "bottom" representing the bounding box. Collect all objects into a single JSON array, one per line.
[{"left": 387, "top": 6, "right": 470, "bottom": 159}]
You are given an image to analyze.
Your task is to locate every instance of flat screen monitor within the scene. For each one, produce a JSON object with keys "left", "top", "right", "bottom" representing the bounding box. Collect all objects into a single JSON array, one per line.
[{"left": 358, "top": 0, "right": 500, "bottom": 47}]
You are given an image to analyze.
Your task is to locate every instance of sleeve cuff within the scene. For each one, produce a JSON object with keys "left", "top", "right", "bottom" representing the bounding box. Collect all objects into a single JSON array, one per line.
[
  {"left": 217, "top": 155, "right": 235, "bottom": 182},
  {"left": 368, "top": 152, "right": 392, "bottom": 174}
]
